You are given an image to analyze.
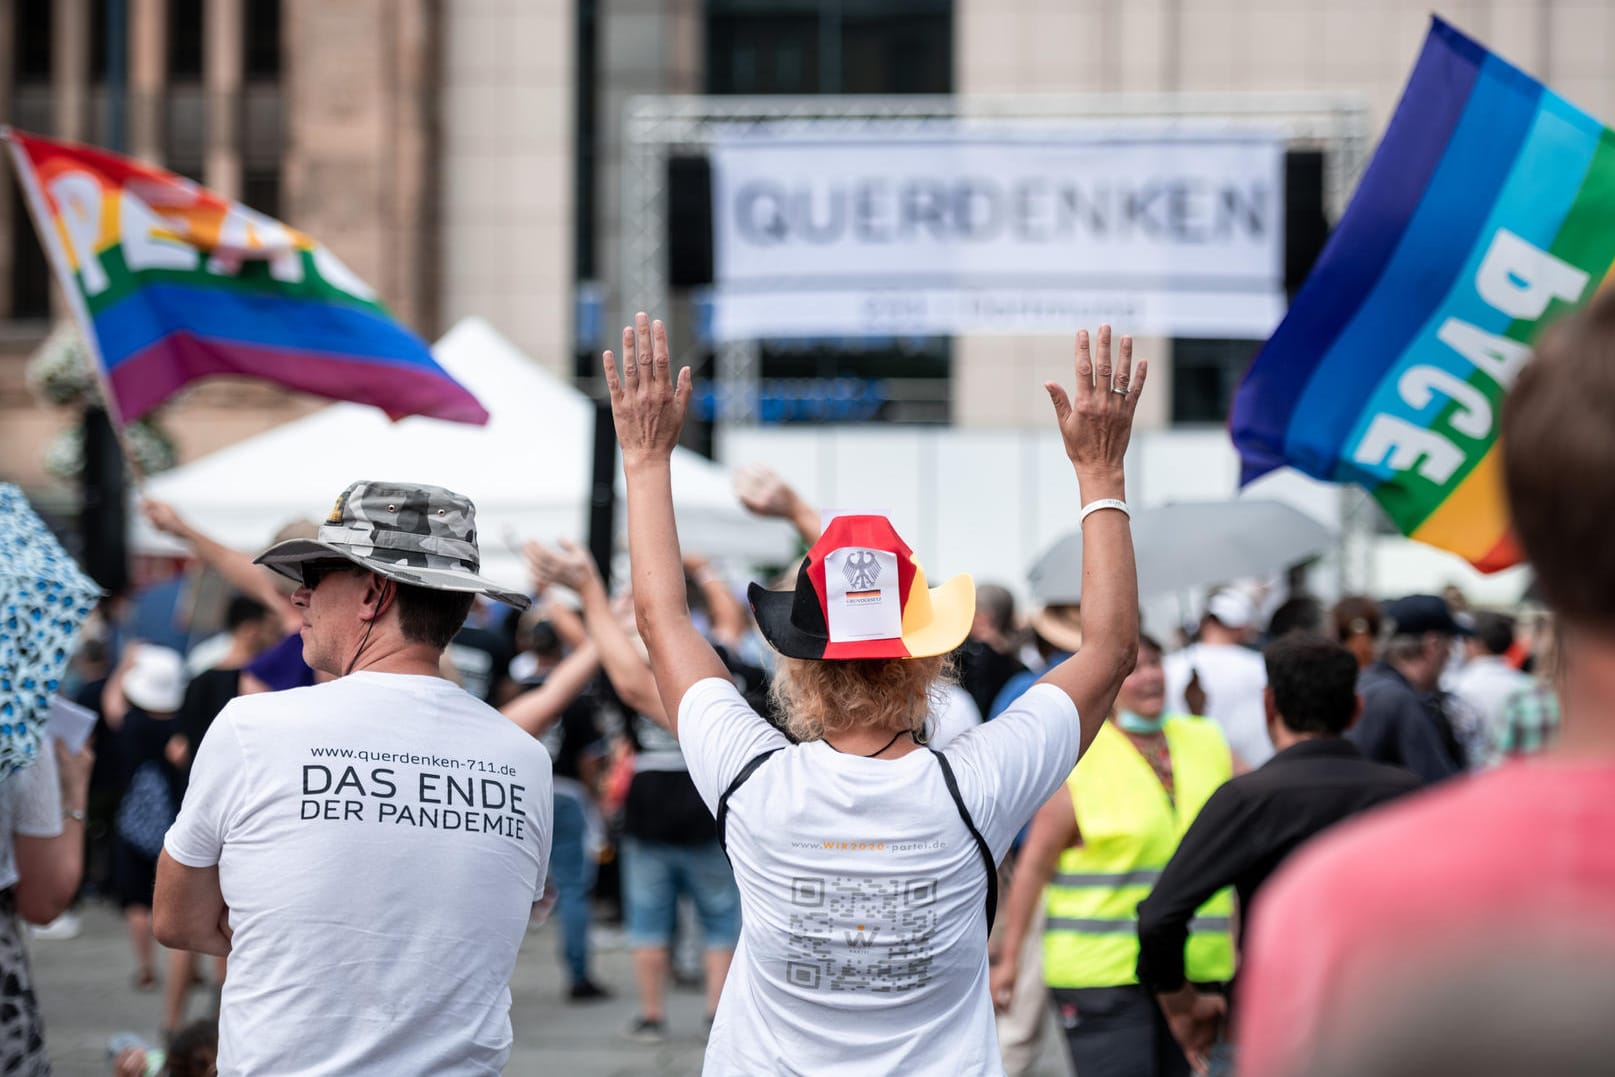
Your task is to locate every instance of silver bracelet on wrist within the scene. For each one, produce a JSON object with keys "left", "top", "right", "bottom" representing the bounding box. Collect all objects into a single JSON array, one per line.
[
  {"left": 1080, "top": 498, "right": 1131, "bottom": 523},
  {"left": 62, "top": 808, "right": 86, "bottom": 823}
]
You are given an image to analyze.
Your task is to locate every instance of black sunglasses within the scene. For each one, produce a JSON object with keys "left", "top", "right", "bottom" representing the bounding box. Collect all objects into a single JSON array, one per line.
[{"left": 300, "top": 559, "right": 358, "bottom": 591}]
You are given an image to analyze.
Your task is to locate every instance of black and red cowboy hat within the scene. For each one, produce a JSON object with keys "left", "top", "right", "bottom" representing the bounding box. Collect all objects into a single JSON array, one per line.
[{"left": 747, "top": 514, "right": 975, "bottom": 661}]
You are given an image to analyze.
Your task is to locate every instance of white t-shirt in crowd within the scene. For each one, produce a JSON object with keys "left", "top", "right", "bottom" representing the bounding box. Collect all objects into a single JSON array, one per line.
[
  {"left": 678, "top": 677, "right": 1083, "bottom": 1076},
  {"left": 165, "top": 672, "right": 553, "bottom": 1077},
  {"left": 0, "top": 747, "right": 63, "bottom": 891},
  {"left": 1448, "top": 655, "right": 1532, "bottom": 751},
  {"left": 926, "top": 683, "right": 983, "bottom": 750},
  {"left": 1164, "top": 642, "right": 1272, "bottom": 766}
]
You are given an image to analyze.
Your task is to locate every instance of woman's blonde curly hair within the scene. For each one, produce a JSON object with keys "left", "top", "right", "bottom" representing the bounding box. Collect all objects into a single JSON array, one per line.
[{"left": 769, "top": 653, "right": 956, "bottom": 744}]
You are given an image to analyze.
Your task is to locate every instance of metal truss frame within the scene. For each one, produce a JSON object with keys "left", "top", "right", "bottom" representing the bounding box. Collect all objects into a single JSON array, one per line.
[{"left": 621, "top": 92, "right": 1379, "bottom": 590}]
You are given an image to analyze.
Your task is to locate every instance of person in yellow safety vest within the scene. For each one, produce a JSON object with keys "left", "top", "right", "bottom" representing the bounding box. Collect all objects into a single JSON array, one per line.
[{"left": 991, "top": 632, "right": 1235, "bottom": 1077}]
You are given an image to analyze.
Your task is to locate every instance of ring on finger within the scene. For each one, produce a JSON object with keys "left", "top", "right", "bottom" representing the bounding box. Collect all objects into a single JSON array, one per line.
[{"left": 1111, "top": 386, "right": 1130, "bottom": 396}]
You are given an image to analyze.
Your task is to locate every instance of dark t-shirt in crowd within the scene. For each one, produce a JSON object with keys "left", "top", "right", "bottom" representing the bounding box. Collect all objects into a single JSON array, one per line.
[
  {"left": 448, "top": 626, "right": 515, "bottom": 704},
  {"left": 548, "top": 701, "right": 605, "bottom": 782},
  {"left": 178, "top": 667, "right": 243, "bottom": 780},
  {"left": 957, "top": 640, "right": 1028, "bottom": 721},
  {"left": 120, "top": 705, "right": 185, "bottom": 806},
  {"left": 625, "top": 711, "right": 718, "bottom": 846},
  {"left": 74, "top": 677, "right": 125, "bottom": 795},
  {"left": 517, "top": 674, "right": 607, "bottom": 783}
]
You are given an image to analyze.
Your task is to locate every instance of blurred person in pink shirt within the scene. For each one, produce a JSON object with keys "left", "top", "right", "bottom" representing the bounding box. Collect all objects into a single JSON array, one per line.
[{"left": 1236, "top": 290, "right": 1615, "bottom": 1077}]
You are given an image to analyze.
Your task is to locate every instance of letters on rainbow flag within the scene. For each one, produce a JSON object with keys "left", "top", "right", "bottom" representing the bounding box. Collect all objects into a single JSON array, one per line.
[
  {"left": 1230, "top": 18, "right": 1615, "bottom": 572},
  {"left": 3, "top": 129, "right": 488, "bottom": 427}
]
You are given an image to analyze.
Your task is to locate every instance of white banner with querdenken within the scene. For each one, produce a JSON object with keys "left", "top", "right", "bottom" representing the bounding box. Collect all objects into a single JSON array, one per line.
[{"left": 709, "top": 122, "right": 1287, "bottom": 341}]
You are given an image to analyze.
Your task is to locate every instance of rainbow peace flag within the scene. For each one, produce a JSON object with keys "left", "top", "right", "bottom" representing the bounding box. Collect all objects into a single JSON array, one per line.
[
  {"left": 1230, "top": 18, "right": 1615, "bottom": 572},
  {"left": 3, "top": 129, "right": 488, "bottom": 426}
]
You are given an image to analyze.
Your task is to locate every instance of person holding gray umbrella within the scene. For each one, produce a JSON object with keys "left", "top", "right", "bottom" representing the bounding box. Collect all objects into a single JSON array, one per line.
[{"left": 1164, "top": 590, "right": 1271, "bottom": 770}]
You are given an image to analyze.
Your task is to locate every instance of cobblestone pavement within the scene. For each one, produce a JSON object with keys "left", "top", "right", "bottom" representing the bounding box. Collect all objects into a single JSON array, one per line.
[{"left": 30, "top": 902, "right": 1072, "bottom": 1076}]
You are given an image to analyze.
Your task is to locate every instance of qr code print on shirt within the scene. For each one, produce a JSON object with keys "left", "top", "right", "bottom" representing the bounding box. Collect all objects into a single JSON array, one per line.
[{"left": 785, "top": 876, "right": 938, "bottom": 994}]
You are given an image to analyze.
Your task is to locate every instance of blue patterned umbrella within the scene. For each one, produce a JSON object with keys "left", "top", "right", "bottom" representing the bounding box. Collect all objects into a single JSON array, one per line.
[{"left": 0, "top": 484, "right": 102, "bottom": 782}]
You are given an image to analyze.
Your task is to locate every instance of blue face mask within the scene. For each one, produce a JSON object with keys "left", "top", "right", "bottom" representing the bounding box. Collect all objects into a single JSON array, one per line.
[{"left": 1116, "top": 709, "right": 1165, "bottom": 735}]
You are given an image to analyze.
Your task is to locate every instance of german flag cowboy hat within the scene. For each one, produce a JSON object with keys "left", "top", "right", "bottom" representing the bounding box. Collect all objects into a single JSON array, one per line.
[{"left": 748, "top": 514, "right": 974, "bottom": 661}]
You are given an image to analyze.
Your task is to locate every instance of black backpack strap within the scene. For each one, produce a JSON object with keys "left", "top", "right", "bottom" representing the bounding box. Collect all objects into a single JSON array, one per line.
[
  {"left": 930, "top": 749, "right": 999, "bottom": 932},
  {"left": 715, "top": 747, "right": 785, "bottom": 855}
]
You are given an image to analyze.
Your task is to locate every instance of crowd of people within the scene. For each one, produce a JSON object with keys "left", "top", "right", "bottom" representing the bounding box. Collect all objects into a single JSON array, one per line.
[{"left": 7, "top": 297, "right": 1613, "bottom": 1075}]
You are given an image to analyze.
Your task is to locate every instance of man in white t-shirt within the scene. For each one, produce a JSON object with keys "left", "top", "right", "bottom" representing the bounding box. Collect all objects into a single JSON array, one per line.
[
  {"left": 154, "top": 481, "right": 553, "bottom": 1076},
  {"left": 1448, "top": 611, "right": 1531, "bottom": 765},
  {"left": 1164, "top": 590, "right": 1271, "bottom": 768}
]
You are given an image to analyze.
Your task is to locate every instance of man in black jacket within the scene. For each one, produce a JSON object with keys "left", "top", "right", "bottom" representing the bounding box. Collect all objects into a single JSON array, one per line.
[
  {"left": 1136, "top": 635, "right": 1419, "bottom": 1074},
  {"left": 1349, "top": 594, "right": 1470, "bottom": 781}
]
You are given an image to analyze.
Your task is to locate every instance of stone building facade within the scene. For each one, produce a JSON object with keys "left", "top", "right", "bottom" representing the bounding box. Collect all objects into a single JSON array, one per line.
[{"left": 4, "top": 0, "right": 1612, "bottom": 507}]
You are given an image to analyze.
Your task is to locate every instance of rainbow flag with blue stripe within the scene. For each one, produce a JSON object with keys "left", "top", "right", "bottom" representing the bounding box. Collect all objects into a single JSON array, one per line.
[
  {"left": 4, "top": 129, "right": 488, "bottom": 427},
  {"left": 1230, "top": 18, "right": 1615, "bottom": 572}
]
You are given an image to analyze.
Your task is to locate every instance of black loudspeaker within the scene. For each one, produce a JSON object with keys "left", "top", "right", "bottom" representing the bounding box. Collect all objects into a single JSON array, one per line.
[
  {"left": 1285, "top": 150, "right": 1330, "bottom": 299},
  {"left": 586, "top": 398, "right": 617, "bottom": 592},
  {"left": 80, "top": 405, "right": 129, "bottom": 596},
  {"left": 667, "top": 156, "right": 714, "bottom": 288}
]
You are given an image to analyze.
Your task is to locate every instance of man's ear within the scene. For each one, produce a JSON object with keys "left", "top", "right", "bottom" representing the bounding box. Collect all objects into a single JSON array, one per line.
[
  {"left": 1262, "top": 685, "right": 1278, "bottom": 726},
  {"left": 1343, "top": 692, "right": 1364, "bottom": 733},
  {"left": 359, "top": 575, "right": 395, "bottom": 623}
]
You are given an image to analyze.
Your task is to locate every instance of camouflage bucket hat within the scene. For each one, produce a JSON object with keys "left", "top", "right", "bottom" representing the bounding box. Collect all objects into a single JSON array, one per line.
[{"left": 253, "top": 480, "right": 530, "bottom": 611}]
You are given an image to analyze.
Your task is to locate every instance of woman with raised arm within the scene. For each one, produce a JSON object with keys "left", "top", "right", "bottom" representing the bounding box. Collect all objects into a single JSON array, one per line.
[{"left": 605, "top": 312, "right": 1144, "bottom": 1075}]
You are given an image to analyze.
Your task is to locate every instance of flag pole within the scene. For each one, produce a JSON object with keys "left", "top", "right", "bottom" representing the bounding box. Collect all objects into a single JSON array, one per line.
[{"left": 1, "top": 127, "right": 146, "bottom": 489}]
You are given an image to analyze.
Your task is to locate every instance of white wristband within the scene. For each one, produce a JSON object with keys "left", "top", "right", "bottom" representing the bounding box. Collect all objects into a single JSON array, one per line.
[{"left": 1080, "top": 498, "right": 1130, "bottom": 523}]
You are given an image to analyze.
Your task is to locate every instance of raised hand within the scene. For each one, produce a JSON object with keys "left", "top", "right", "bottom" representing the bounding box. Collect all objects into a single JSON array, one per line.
[
  {"left": 141, "top": 498, "right": 190, "bottom": 538},
  {"left": 603, "top": 313, "right": 692, "bottom": 468},
  {"left": 732, "top": 462, "right": 822, "bottom": 544},
  {"left": 1044, "top": 325, "right": 1147, "bottom": 477},
  {"left": 733, "top": 464, "right": 798, "bottom": 519},
  {"left": 523, "top": 539, "right": 600, "bottom": 595}
]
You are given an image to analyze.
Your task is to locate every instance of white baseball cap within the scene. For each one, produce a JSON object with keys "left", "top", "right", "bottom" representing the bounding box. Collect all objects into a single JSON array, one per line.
[
  {"left": 1206, "top": 589, "right": 1257, "bottom": 630},
  {"left": 123, "top": 646, "right": 186, "bottom": 713}
]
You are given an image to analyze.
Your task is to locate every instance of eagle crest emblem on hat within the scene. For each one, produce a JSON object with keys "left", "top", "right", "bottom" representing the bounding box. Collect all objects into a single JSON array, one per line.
[{"left": 843, "top": 550, "right": 881, "bottom": 591}]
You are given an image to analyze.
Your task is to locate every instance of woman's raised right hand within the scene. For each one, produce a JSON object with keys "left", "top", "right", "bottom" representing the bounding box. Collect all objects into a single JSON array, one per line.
[
  {"left": 603, "top": 313, "right": 692, "bottom": 469},
  {"left": 1044, "top": 325, "right": 1147, "bottom": 477}
]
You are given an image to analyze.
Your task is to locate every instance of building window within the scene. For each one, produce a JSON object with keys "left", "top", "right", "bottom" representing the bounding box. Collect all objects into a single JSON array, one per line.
[
  {"left": 706, "top": 0, "right": 951, "bottom": 96},
  {"left": 1170, "top": 338, "right": 1263, "bottom": 425},
  {"left": 839, "top": 11, "right": 950, "bottom": 94},
  {"left": 241, "top": 169, "right": 280, "bottom": 220},
  {"left": 169, "top": 0, "right": 205, "bottom": 81},
  {"left": 9, "top": 185, "right": 52, "bottom": 320},
  {"left": 15, "top": 0, "right": 52, "bottom": 81},
  {"left": 89, "top": 0, "right": 110, "bottom": 82},
  {"left": 244, "top": 0, "right": 281, "bottom": 80},
  {"left": 573, "top": 0, "right": 599, "bottom": 376},
  {"left": 708, "top": 12, "right": 820, "bottom": 94},
  {"left": 575, "top": 0, "right": 597, "bottom": 283}
]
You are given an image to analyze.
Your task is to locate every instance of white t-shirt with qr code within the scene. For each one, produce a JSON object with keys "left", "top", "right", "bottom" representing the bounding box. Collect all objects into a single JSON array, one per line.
[
  {"left": 678, "top": 677, "right": 1084, "bottom": 1076},
  {"left": 164, "top": 671, "right": 553, "bottom": 1076}
]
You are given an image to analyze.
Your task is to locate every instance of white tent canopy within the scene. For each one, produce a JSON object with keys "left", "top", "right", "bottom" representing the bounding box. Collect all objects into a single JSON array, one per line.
[{"left": 133, "top": 317, "right": 796, "bottom": 591}]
